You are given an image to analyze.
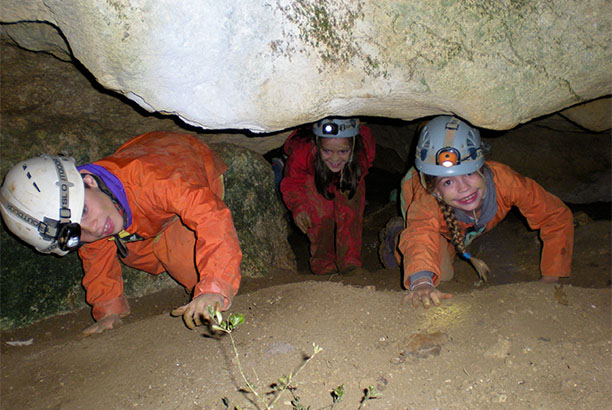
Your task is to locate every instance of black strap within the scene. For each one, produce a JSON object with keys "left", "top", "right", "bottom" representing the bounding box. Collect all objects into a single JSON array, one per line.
[{"left": 114, "top": 234, "right": 129, "bottom": 258}]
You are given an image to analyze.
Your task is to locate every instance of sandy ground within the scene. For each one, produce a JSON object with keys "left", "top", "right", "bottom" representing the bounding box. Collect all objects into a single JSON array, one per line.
[
  {"left": 1, "top": 42, "right": 611, "bottom": 410},
  {"left": 1, "top": 203, "right": 610, "bottom": 410},
  {"left": 1, "top": 267, "right": 610, "bottom": 410}
]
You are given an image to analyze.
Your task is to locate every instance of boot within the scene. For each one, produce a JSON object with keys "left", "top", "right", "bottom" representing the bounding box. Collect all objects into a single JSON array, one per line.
[{"left": 378, "top": 216, "right": 404, "bottom": 268}]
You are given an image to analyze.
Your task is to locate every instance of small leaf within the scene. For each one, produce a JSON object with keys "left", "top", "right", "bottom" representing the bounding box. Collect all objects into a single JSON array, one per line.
[
  {"left": 277, "top": 376, "right": 289, "bottom": 388},
  {"left": 211, "top": 324, "right": 228, "bottom": 333},
  {"left": 214, "top": 310, "right": 223, "bottom": 324},
  {"left": 365, "top": 385, "right": 381, "bottom": 399},
  {"left": 207, "top": 304, "right": 215, "bottom": 317},
  {"left": 229, "top": 313, "right": 245, "bottom": 328},
  {"left": 332, "top": 384, "right": 344, "bottom": 403}
]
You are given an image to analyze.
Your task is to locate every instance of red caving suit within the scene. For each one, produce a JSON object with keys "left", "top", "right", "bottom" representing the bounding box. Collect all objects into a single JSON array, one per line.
[{"left": 280, "top": 127, "right": 375, "bottom": 274}]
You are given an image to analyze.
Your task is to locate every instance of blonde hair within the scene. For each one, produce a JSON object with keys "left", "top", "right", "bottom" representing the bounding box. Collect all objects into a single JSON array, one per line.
[{"left": 424, "top": 175, "right": 490, "bottom": 282}]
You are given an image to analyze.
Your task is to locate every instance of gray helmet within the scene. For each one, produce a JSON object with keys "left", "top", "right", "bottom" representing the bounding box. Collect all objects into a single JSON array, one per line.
[
  {"left": 415, "top": 116, "right": 485, "bottom": 176},
  {"left": 313, "top": 117, "right": 360, "bottom": 138}
]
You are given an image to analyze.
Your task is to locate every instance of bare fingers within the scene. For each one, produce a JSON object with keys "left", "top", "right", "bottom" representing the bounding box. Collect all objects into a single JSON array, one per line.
[
  {"left": 172, "top": 299, "right": 221, "bottom": 330},
  {"left": 81, "top": 314, "right": 122, "bottom": 337},
  {"left": 183, "top": 304, "right": 200, "bottom": 330},
  {"left": 402, "top": 288, "right": 452, "bottom": 309}
]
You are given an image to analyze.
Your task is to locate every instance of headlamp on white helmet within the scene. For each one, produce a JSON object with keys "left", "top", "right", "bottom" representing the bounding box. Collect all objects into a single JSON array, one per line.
[
  {"left": 0, "top": 155, "right": 85, "bottom": 256},
  {"left": 415, "top": 116, "right": 485, "bottom": 177},
  {"left": 313, "top": 117, "right": 361, "bottom": 138}
]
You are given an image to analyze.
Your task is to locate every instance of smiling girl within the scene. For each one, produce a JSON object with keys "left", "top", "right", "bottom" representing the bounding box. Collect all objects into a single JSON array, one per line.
[
  {"left": 398, "top": 116, "right": 574, "bottom": 308},
  {"left": 281, "top": 117, "right": 375, "bottom": 275}
]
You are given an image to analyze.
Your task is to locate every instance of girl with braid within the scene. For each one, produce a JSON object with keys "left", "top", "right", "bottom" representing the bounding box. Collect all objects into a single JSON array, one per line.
[{"left": 393, "top": 116, "right": 574, "bottom": 308}]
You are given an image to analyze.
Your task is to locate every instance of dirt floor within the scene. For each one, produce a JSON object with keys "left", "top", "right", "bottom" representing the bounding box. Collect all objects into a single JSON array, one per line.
[{"left": 1, "top": 42, "right": 611, "bottom": 409}]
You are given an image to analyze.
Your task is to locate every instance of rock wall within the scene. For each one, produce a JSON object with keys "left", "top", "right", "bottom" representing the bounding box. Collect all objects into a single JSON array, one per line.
[{"left": 1, "top": 0, "right": 610, "bottom": 132}]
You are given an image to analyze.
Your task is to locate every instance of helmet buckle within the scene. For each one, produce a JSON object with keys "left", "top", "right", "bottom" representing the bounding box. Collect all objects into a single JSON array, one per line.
[{"left": 445, "top": 118, "right": 460, "bottom": 130}]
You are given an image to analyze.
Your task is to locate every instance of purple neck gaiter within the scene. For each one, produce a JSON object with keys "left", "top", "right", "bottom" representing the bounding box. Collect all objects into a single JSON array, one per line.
[{"left": 77, "top": 163, "right": 132, "bottom": 228}]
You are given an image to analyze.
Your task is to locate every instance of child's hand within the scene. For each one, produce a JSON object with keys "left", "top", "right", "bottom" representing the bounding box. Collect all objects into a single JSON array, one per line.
[
  {"left": 171, "top": 293, "right": 225, "bottom": 330},
  {"left": 81, "top": 313, "right": 123, "bottom": 337},
  {"left": 539, "top": 276, "right": 559, "bottom": 284},
  {"left": 294, "top": 212, "right": 312, "bottom": 234},
  {"left": 403, "top": 284, "right": 453, "bottom": 309}
]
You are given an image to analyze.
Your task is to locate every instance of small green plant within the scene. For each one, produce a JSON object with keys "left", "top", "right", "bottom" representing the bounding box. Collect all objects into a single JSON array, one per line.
[
  {"left": 331, "top": 384, "right": 345, "bottom": 407},
  {"left": 358, "top": 385, "right": 381, "bottom": 409},
  {"left": 207, "top": 305, "right": 322, "bottom": 410}
]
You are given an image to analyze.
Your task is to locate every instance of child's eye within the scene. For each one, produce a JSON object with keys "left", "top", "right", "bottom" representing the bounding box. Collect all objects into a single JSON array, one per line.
[{"left": 82, "top": 205, "right": 87, "bottom": 215}]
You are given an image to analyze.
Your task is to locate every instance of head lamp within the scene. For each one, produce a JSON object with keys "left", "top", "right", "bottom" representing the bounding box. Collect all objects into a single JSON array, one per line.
[
  {"left": 313, "top": 118, "right": 360, "bottom": 138},
  {"left": 56, "top": 222, "right": 81, "bottom": 251},
  {"left": 436, "top": 147, "right": 461, "bottom": 168},
  {"left": 321, "top": 122, "right": 339, "bottom": 135}
]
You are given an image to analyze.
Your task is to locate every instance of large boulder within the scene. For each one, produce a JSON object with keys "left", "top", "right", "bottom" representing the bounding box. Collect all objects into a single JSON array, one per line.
[{"left": 1, "top": 0, "right": 610, "bottom": 132}]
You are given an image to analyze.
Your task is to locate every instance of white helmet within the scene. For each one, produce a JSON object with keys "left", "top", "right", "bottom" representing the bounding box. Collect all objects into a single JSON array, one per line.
[
  {"left": 415, "top": 116, "right": 485, "bottom": 176},
  {"left": 0, "top": 155, "right": 85, "bottom": 256}
]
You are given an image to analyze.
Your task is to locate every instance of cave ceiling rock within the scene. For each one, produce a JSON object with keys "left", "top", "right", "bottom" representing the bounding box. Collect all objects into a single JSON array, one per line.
[
  {"left": 1, "top": 0, "right": 610, "bottom": 133},
  {"left": 559, "top": 97, "right": 611, "bottom": 132}
]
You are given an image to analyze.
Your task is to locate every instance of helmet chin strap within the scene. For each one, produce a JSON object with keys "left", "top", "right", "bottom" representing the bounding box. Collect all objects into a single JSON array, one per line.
[
  {"left": 113, "top": 233, "right": 129, "bottom": 258},
  {"left": 419, "top": 172, "right": 428, "bottom": 190}
]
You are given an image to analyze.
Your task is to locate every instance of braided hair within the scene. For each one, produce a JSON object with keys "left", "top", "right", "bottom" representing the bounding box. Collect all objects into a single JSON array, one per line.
[{"left": 423, "top": 174, "right": 490, "bottom": 282}]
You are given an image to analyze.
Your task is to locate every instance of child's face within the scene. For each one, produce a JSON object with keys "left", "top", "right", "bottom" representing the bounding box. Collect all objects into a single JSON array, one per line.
[
  {"left": 319, "top": 137, "right": 352, "bottom": 173},
  {"left": 433, "top": 172, "right": 486, "bottom": 214},
  {"left": 79, "top": 174, "right": 124, "bottom": 243}
]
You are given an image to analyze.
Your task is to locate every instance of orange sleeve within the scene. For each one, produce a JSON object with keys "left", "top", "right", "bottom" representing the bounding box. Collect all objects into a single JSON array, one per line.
[
  {"left": 153, "top": 153, "right": 242, "bottom": 309},
  {"left": 399, "top": 167, "right": 421, "bottom": 221},
  {"left": 180, "top": 188, "right": 242, "bottom": 308},
  {"left": 492, "top": 162, "right": 574, "bottom": 277},
  {"left": 398, "top": 173, "right": 446, "bottom": 287},
  {"left": 79, "top": 240, "right": 130, "bottom": 320}
]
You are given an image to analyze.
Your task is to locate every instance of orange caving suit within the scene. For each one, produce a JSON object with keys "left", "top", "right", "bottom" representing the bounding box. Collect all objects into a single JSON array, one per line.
[
  {"left": 398, "top": 161, "right": 574, "bottom": 288},
  {"left": 280, "top": 127, "right": 375, "bottom": 274},
  {"left": 78, "top": 132, "right": 242, "bottom": 321}
]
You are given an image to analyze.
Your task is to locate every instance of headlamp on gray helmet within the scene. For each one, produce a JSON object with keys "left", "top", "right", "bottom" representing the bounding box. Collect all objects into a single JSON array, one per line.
[
  {"left": 313, "top": 117, "right": 360, "bottom": 138},
  {"left": 415, "top": 116, "right": 485, "bottom": 177}
]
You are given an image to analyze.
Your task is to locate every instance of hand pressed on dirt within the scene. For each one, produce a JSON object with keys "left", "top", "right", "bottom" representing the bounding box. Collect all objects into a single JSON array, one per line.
[
  {"left": 171, "top": 293, "right": 225, "bottom": 330},
  {"left": 294, "top": 212, "right": 312, "bottom": 234},
  {"left": 403, "top": 285, "right": 453, "bottom": 309},
  {"left": 539, "top": 276, "right": 560, "bottom": 284},
  {"left": 81, "top": 313, "right": 123, "bottom": 337}
]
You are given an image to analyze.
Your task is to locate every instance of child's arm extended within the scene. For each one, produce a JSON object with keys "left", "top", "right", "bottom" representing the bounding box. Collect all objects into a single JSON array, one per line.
[{"left": 495, "top": 163, "right": 574, "bottom": 279}]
